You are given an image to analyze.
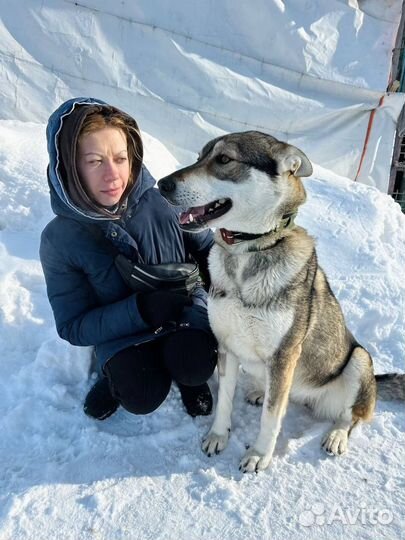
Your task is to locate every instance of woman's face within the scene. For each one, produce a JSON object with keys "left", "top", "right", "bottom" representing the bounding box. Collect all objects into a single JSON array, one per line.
[{"left": 76, "top": 127, "right": 130, "bottom": 207}]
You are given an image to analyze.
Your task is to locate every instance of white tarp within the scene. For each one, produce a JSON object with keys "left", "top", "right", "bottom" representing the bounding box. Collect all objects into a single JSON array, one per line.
[{"left": 0, "top": 0, "right": 404, "bottom": 191}]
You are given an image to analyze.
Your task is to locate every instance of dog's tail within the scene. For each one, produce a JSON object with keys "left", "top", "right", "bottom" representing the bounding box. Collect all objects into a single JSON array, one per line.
[{"left": 375, "top": 373, "right": 405, "bottom": 401}]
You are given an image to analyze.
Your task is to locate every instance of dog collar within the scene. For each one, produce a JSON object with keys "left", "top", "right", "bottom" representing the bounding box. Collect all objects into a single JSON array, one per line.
[{"left": 219, "top": 212, "right": 297, "bottom": 245}]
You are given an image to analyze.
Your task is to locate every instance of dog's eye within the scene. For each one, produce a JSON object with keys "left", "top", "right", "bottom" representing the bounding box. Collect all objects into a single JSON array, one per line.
[{"left": 216, "top": 154, "right": 231, "bottom": 165}]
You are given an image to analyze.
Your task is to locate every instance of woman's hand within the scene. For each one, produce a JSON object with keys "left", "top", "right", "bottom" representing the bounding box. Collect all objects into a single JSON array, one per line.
[{"left": 137, "top": 290, "right": 193, "bottom": 327}]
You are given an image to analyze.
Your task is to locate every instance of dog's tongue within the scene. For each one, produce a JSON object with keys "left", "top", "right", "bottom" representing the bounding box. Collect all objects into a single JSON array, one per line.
[{"left": 179, "top": 205, "right": 206, "bottom": 225}]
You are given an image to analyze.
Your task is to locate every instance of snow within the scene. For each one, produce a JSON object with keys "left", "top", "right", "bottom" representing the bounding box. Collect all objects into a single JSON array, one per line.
[
  {"left": 1, "top": 118, "right": 404, "bottom": 540},
  {"left": 1, "top": 1, "right": 405, "bottom": 538}
]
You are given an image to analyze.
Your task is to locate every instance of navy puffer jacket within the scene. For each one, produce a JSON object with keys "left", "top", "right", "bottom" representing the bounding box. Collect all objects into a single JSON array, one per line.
[{"left": 40, "top": 97, "right": 214, "bottom": 369}]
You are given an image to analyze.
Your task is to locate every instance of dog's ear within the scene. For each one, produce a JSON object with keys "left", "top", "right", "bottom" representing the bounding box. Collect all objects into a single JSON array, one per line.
[{"left": 278, "top": 145, "right": 313, "bottom": 178}]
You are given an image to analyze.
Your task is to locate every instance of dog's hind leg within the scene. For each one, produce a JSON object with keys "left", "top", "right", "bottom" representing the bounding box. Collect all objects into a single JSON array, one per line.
[
  {"left": 245, "top": 373, "right": 265, "bottom": 406},
  {"left": 246, "top": 390, "right": 265, "bottom": 406},
  {"left": 239, "top": 345, "right": 302, "bottom": 473},
  {"left": 319, "top": 346, "right": 376, "bottom": 456},
  {"left": 202, "top": 349, "right": 239, "bottom": 456},
  {"left": 321, "top": 409, "right": 357, "bottom": 455}
]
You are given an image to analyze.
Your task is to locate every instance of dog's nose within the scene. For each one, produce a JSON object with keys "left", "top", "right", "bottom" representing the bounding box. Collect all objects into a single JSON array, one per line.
[{"left": 158, "top": 177, "right": 176, "bottom": 194}]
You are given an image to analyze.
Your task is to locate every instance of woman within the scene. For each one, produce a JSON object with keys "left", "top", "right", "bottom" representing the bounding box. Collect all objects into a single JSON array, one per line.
[{"left": 40, "top": 97, "right": 217, "bottom": 420}]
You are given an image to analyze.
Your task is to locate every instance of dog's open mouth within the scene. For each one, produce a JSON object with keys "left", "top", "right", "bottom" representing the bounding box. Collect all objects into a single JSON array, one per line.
[{"left": 179, "top": 198, "right": 232, "bottom": 230}]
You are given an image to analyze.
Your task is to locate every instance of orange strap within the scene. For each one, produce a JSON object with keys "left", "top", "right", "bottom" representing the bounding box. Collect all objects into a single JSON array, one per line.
[{"left": 354, "top": 95, "right": 385, "bottom": 181}]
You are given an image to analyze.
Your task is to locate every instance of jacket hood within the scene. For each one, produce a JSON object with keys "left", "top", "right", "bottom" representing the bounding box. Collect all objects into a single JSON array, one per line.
[{"left": 46, "top": 97, "right": 151, "bottom": 222}]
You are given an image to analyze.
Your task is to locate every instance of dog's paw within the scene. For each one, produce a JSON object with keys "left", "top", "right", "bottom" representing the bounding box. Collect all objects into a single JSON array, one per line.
[
  {"left": 321, "top": 428, "right": 348, "bottom": 456},
  {"left": 202, "top": 430, "right": 230, "bottom": 457},
  {"left": 239, "top": 448, "right": 271, "bottom": 473},
  {"left": 245, "top": 390, "right": 265, "bottom": 406}
]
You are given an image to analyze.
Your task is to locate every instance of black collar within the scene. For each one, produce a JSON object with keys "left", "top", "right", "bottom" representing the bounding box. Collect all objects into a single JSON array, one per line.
[{"left": 219, "top": 212, "right": 297, "bottom": 245}]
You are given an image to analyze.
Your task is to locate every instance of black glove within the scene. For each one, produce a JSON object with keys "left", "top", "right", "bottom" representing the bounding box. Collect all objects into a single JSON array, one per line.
[{"left": 136, "top": 290, "right": 193, "bottom": 327}]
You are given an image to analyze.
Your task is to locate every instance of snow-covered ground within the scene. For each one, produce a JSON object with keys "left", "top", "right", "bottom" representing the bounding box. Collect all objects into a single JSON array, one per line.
[{"left": 0, "top": 117, "right": 404, "bottom": 539}]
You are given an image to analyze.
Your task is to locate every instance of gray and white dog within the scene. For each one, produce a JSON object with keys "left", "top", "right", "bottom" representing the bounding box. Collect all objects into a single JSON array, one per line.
[{"left": 158, "top": 131, "right": 404, "bottom": 473}]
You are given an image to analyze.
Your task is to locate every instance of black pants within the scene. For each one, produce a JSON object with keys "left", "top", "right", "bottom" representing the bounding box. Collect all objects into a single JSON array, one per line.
[{"left": 104, "top": 330, "right": 217, "bottom": 415}]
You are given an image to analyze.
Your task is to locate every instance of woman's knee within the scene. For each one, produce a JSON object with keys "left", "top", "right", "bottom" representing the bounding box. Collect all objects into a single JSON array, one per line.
[
  {"left": 105, "top": 343, "right": 172, "bottom": 415},
  {"left": 161, "top": 330, "right": 217, "bottom": 386}
]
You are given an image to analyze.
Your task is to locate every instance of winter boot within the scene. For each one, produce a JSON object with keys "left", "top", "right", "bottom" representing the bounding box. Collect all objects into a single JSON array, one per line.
[
  {"left": 178, "top": 382, "right": 213, "bottom": 417},
  {"left": 83, "top": 377, "right": 119, "bottom": 420}
]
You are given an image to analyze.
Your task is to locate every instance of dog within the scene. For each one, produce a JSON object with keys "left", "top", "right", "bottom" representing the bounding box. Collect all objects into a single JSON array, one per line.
[{"left": 158, "top": 131, "right": 405, "bottom": 473}]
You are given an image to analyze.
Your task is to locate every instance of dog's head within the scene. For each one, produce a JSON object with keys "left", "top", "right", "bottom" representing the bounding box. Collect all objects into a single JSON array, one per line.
[{"left": 158, "top": 131, "right": 312, "bottom": 234}]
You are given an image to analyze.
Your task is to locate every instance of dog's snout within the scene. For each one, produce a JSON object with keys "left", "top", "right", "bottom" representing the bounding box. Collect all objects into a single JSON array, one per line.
[{"left": 158, "top": 177, "right": 177, "bottom": 194}]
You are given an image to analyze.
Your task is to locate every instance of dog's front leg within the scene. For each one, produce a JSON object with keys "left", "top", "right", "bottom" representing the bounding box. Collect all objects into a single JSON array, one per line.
[
  {"left": 202, "top": 349, "right": 239, "bottom": 456},
  {"left": 239, "top": 345, "right": 301, "bottom": 473}
]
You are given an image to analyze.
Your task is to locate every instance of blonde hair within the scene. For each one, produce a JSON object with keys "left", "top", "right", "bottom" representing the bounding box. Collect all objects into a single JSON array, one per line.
[{"left": 78, "top": 109, "right": 142, "bottom": 187}]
